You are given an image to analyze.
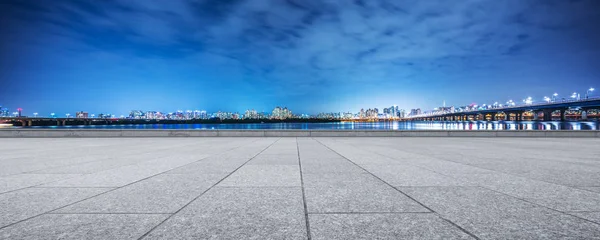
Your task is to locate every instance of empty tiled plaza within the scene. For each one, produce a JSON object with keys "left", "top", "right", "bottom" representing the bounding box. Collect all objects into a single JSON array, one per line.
[{"left": 1, "top": 137, "right": 600, "bottom": 239}]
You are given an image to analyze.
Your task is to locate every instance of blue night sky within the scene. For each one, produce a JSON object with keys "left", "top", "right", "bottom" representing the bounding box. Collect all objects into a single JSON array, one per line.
[{"left": 1, "top": 0, "right": 600, "bottom": 116}]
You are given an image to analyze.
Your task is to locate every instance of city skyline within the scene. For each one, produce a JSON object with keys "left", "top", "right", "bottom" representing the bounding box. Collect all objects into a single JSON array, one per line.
[
  {"left": 1, "top": 86, "right": 596, "bottom": 119},
  {"left": 2, "top": 0, "right": 600, "bottom": 115}
]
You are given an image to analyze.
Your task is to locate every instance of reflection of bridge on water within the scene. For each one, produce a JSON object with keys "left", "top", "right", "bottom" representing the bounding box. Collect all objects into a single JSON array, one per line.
[{"left": 407, "top": 98, "right": 600, "bottom": 121}]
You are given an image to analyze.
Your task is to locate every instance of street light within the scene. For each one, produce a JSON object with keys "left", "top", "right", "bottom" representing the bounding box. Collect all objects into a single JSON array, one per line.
[
  {"left": 33, "top": 112, "right": 38, "bottom": 118},
  {"left": 543, "top": 96, "right": 550, "bottom": 103},
  {"left": 50, "top": 113, "right": 55, "bottom": 118},
  {"left": 65, "top": 113, "right": 70, "bottom": 118},
  {"left": 587, "top": 88, "right": 595, "bottom": 99}
]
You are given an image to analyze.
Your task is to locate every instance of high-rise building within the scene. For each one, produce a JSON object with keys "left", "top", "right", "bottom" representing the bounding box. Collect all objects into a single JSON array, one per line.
[
  {"left": 76, "top": 111, "right": 89, "bottom": 118},
  {"left": 17, "top": 108, "right": 22, "bottom": 117},
  {"left": 244, "top": 109, "right": 259, "bottom": 119},
  {"left": 271, "top": 107, "right": 292, "bottom": 120},
  {"left": 0, "top": 106, "right": 8, "bottom": 117},
  {"left": 410, "top": 108, "right": 422, "bottom": 116},
  {"left": 128, "top": 110, "right": 145, "bottom": 119}
]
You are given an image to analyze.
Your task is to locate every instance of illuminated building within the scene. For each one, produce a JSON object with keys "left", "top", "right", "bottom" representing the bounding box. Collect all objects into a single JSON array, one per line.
[
  {"left": 76, "top": 111, "right": 89, "bottom": 118},
  {"left": 271, "top": 107, "right": 292, "bottom": 120}
]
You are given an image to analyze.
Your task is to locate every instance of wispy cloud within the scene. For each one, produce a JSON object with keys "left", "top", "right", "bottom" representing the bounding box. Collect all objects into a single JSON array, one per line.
[{"left": 2, "top": 0, "right": 600, "bottom": 113}]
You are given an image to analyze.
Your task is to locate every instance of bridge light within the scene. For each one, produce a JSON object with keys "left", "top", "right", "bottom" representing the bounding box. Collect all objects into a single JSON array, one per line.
[{"left": 543, "top": 97, "right": 551, "bottom": 103}]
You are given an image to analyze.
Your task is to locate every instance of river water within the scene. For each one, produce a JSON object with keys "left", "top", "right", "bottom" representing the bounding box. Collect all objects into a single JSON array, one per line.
[{"left": 15, "top": 121, "right": 600, "bottom": 130}]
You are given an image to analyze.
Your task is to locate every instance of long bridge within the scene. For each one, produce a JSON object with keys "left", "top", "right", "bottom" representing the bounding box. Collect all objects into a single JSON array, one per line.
[{"left": 407, "top": 97, "right": 600, "bottom": 121}]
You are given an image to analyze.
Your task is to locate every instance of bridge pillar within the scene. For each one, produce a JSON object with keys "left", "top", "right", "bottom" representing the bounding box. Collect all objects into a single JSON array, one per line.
[
  {"left": 543, "top": 110, "right": 552, "bottom": 121},
  {"left": 560, "top": 109, "right": 566, "bottom": 121},
  {"left": 533, "top": 112, "right": 539, "bottom": 121},
  {"left": 582, "top": 110, "right": 588, "bottom": 120},
  {"left": 491, "top": 114, "right": 496, "bottom": 121},
  {"left": 61, "top": 120, "right": 66, "bottom": 126}
]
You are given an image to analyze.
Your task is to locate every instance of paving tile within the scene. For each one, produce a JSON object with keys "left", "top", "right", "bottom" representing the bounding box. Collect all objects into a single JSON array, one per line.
[
  {"left": 579, "top": 187, "right": 600, "bottom": 193},
  {"left": 30, "top": 160, "right": 135, "bottom": 174},
  {"left": 453, "top": 173, "right": 600, "bottom": 211},
  {"left": 143, "top": 187, "right": 307, "bottom": 239},
  {"left": 0, "top": 214, "right": 169, "bottom": 240},
  {"left": 303, "top": 173, "right": 427, "bottom": 213},
  {"left": 41, "top": 155, "right": 206, "bottom": 187},
  {"left": 166, "top": 158, "right": 247, "bottom": 174},
  {"left": 309, "top": 213, "right": 473, "bottom": 240},
  {"left": 401, "top": 186, "right": 600, "bottom": 239},
  {"left": 0, "top": 174, "right": 82, "bottom": 193},
  {"left": 248, "top": 154, "right": 299, "bottom": 165},
  {"left": 301, "top": 162, "right": 364, "bottom": 173},
  {"left": 0, "top": 187, "right": 111, "bottom": 228},
  {"left": 56, "top": 173, "right": 223, "bottom": 213},
  {"left": 219, "top": 165, "right": 301, "bottom": 187},
  {"left": 568, "top": 212, "right": 600, "bottom": 224},
  {"left": 362, "top": 165, "right": 470, "bottom": 186}
]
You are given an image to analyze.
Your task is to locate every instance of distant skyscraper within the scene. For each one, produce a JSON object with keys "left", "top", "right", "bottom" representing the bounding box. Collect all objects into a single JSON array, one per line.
[
  {"left": 76, "top": 111, "right": 89, "bottom": 118},
  {"left": 410, "top": 108, "right": 422, "bottom": 116},
  {"left": 17, "top": 108, "right": 22, "bottom": 117},
  {"left": 271, "top": 107, "right": 292, "bottom": 120}
]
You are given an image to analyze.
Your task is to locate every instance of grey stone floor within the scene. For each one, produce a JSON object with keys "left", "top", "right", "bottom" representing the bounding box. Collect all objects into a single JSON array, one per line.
[{"left": 1, "top": 137, "right": 600, "bottom": 239}]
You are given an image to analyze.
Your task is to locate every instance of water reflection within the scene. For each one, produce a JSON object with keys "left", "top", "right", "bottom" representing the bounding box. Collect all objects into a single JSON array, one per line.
[
  {"left": 21, "top": 121, "right": 600, "bottom": 130},
  {"left": 402, "top": 121, "right": 598, "bottom": 130}
]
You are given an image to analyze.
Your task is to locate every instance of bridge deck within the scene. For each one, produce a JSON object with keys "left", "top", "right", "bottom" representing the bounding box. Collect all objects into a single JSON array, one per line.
[{"left": 1, "top": 137, "right": 600, "bottom": 239}]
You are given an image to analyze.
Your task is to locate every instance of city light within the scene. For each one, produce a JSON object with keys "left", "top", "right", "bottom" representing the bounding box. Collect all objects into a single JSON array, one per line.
[
  {"left": 543, "top": 96, "right": 550, "bottom": 103},
  {"left": 1, "top": 88, "right": 598, "bottom": 121}
]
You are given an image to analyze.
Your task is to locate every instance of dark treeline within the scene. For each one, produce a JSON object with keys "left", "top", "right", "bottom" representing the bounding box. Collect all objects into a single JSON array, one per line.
[{"left": 12, "top": 118, "right": 341, "bottom": 126}]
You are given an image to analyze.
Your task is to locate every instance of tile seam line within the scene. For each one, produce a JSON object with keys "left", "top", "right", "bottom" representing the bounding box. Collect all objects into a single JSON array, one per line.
[
  {"left": 45, "top": 212, "right": 173, "bottom": 215},
  {"left": 0, "top": 142, "right": 246, "bottom": 195},
  {"left": 2, "top": 141, "right": 220, "bottom": 177},
  {"left": 308, "top": 211, "right": 434, "bottom": 214},
  {"left": 296, "top": 137, "right": 312, "bottom": 240},
  {"left": 354, "top": 138, "right": 600, "bottom": 225},
  {"left": 0, "top": 141, "right": 232, "bottom": 194},
  {"left": 479, "top": 186, "right": 600, "bottom": 227},
  {"left": 1, "top": 141, "right": 221, "bottom": 178},
  {"left": 0, "top": 138, "right": 259, "bottom": 231},
  {"left": 136, "top": 137, "right": 282, "bottom": 240},
  {"left": 359, "top": 139, "right": 592, "bottom": 191},
  {"left": 312, "top": 137, "right": 481, "bottom": 240}
]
